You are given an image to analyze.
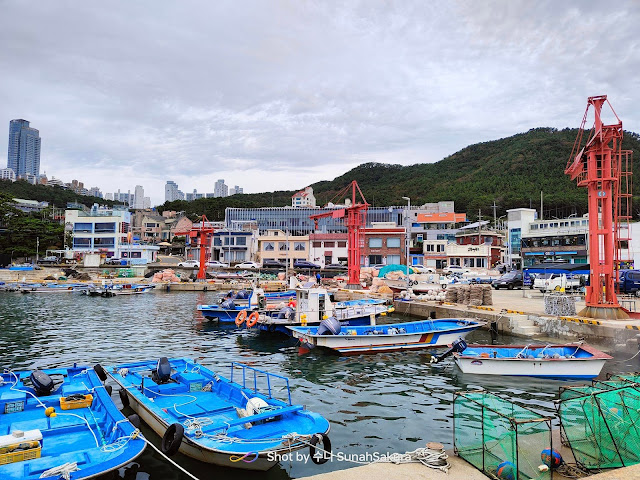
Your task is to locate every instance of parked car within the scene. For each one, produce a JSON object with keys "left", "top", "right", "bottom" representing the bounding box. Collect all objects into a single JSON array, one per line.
[
  {"left": 533, "top": 273, "right": 581, "bottom": 292},
  {"left": 442, "top": 265, "right": 471, "bottom": 275},
  {"left": 235, "top": 261, "right": 260, "bottom": 269},
  {"left": 38, "top": 256, "right": 60, "bottom": 265},
  {"left": 617, "top": 269, "right": 640, "bottom": 296},
  {"left": 294, "top": 260, "right": 321, "bottom": 269},
  {"left": 178, "top": 260, "right": 200, "bottom": 268},
  {"left": 492, "top": 271, "right": 523, "bottom": 290},
  {"left": 262, "top": 259, "right": 287, "bottom": 268},
  {"left": 323, "top": 263, "right": 347, "bottom": 270},
  {"left": 206, "top": 260, "right": 229, "bottom": 268},
  {"left": 411, "top": 264, "right": 436, "bottom": 274},
  {"left": 104, "top": 257, "right": 125, "bottom": 265}
]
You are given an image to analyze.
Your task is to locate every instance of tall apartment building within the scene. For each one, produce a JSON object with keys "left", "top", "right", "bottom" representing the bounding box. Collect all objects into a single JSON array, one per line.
[
  {"left": 229, "top": 185, "right": 243, "bottom": 195},
  {"left": 133, "top": 185, "right": 145, "bottom": 209},
  {"left": 214, "top": 179, "right": 228, "bottom": 198},
  {"left": 7, "top": 119, "right": 41, "bottom": 177},
  {"left": 165, "top": 181, "right": 181, "bottom": 202}
]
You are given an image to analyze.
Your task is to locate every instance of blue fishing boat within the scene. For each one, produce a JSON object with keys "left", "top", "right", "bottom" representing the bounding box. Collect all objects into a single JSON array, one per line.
[
  {"left": 0, "top": 365, "right": 145, "bottom": 480},
  {"left": 288, "top": 318, "right": 484, "bottom": 355},
  {"left": 453, "top": 343, "right": 611, "bottom": 378},
  {"left": 105, "top": 358, "right": 331, "bottom": 471}
]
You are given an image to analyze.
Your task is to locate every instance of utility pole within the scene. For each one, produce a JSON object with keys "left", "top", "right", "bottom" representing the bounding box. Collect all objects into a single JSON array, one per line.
[
  {"left": 36, "top": 237, "right": 39, "bottom": 264},
  {"left": 491, "top": 201, "right": 498, "bottom": 228},
  {"left": 540, "top": 191, "right": 544, "bottom": 220}
]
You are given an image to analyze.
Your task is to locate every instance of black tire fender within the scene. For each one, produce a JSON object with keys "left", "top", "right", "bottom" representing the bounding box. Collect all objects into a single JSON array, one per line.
[
  {"left": 127, "top": 414, "right": 141, "bottom": 429},
  {"left": 93, "top": 364, "right": 108, "bottom": 382},
  {"left": 119, "top": 388, "right": 130, "bottom": 409},
  {"left": 105, "top": 385, "right": 113, "bottom": 396},
  {"left": 309, "top": 433, "right": 331, "bottom": 465},
  {"left": 161, "top": 423, "right": 184, "bottom": 456}
]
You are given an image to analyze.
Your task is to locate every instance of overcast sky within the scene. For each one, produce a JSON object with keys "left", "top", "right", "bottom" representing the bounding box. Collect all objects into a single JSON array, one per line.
[{"left": 1, "top": 0, "right": 639, "bottom": 205}]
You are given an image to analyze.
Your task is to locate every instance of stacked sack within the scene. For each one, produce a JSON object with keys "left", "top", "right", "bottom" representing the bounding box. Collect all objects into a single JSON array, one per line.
[
  {"left": 152, "top": 268, "right": 181, "bottom": 283},
  {"left": 469, "top": 284, "right": 483, "bottom": 306},
  {"left": 482, "top": 285, "right": 493, "bottom": 305},
  {"left": 444, "top": 286, "right": 458, "bottom": 303}
]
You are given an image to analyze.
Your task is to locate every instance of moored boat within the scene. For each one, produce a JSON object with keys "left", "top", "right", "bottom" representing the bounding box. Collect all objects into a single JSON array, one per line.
[
  {"left": 453, "top": 343, "right": 611, "bottom": 378},
  {"left": 288, "top": 318, "right": 484, "bottom": 355},
  {"left": 0, "top": 365, "right": 145, "bottom": 480},
  {"left": 20, "top": 283, "right": 91, "bottom": 294},
  {"left": 105, "top": 357, "right": 331, "bottom": 471}
]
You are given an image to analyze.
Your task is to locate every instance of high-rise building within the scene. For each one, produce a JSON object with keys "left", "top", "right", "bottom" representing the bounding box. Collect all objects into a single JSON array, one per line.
[
  {"left": 143, "top": 197, "right": 151, "bottom": 209},
  {"left": 133, "top": 185, "right": 145, "bottom": 209},
  {"left": 165, "top": 181, "right": 181, "bottom": 202},
  {"left": 88, "top": 187, "right": 103, "bottom": 198},
  {"left": 7, "top": 119, "right": 41, "bottom": 177},
  {"left": 214, "top": 179, "right": 228, "bottom": 198}
]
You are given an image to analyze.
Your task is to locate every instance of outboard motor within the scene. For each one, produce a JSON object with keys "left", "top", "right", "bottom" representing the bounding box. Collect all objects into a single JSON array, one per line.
[
  {"left": 431, "top": 338, "right": 467, "bottom": 364},
  {"left": 277, "top": 306, "right": 294, "bottom": 320},
  {"left": 220, "top": 299, "right": 235, "bottom": 310},
  {"left": 236, "top": 289, "right": 250, "bottom": 300},
  {"left": 317, "top": 317, "right": 341, "bottom": 336},
  {"left": 30, "top": 370, "right": 54, "bottom": 396},
  {"left": 154, "top": 357, "right": 172, "bottom": 384},
  {"left": 226, "top": 290, "right": 235, "bottom": 298}
]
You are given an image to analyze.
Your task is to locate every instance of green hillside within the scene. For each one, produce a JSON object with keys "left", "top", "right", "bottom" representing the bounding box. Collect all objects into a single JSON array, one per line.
[
  {"left": 0, "top": 179, "right": 122, "bottom": 209},
  {"left": 163, "top": 127, "right": 639, "bottom": 221}
]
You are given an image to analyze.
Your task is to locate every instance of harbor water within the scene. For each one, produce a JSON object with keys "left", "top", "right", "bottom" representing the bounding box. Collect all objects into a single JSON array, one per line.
[{"left": 0, "top": 291, "right": 636, "bottom": 479}]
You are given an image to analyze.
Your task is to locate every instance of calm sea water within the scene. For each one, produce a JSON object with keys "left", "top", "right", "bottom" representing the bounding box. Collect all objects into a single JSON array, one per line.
[{"left": 0, "top": 291, "right": 634, "bottom": 479}]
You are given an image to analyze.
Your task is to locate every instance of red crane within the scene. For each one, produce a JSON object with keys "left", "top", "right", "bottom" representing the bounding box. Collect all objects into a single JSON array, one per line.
[
  {"left": 565, "top": 95, "right": 633, "bottom": 319},
  {"left": 173, "top": 214, "right": 215, "bottom": 281},
  {"left": 309, "top": 181, "right": 369, "bottom": 288}
]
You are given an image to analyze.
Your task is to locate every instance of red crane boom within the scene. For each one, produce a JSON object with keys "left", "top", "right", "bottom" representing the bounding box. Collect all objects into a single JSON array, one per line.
[
  {"left": 173, "top": 214, "right": 215, "bottom": 281},
  {"left": 309, "top": 181, "right": 369, "bottom": 288}
]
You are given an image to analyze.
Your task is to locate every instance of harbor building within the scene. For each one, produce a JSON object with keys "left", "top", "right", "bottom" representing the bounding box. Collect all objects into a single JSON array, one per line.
[
  {"left": 7, "top": 119, "right": 41, "bottom": 177},
  {"left": 520, "top": 214, "right": 589, "bottom": 266},
  {"left": 65, "top": 205, "right": 158, "bottom": 264},
  {"left": 309, "top": 233, "right": 348, "bottom": 266},
  {"left": 416, "top": 209, "right": 467, "bottom": 269},
  {"left": 450, "top": 222, "right": 505, "bottom": 269},
  {"left": 257, "top": 230, "right": 309, "bottom": 267},
  {"left": 213, "top": 229, "right": 258, "bottom": 264},
  {"left": 505, "top": 208, "right": 537, "bottom": 269},
  {"left": 361, "top": 222, "right": 406, "bottom": 267},
  {"left": 292, "top": 186, "right": 316, "bottom": 207}
]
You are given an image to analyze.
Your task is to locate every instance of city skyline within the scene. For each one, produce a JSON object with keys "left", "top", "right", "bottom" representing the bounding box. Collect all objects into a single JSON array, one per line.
[{"left": 1, "top": 2, "right": 640, "bottom": 205}]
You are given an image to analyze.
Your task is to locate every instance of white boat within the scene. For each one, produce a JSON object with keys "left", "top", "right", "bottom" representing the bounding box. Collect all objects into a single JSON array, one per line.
[
  {"left": 288, "top": 318, "right": 484, "bottom": 355},
  {"left": 454, "top": 343, "right": 611, "bottom": 378}
]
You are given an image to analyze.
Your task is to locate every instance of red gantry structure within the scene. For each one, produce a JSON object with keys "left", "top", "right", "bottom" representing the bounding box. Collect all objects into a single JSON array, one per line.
[
  {"left": 565, "top": 95, "right": 633, "bottom": 319},
  {"left": 310, "top": 181, "right": 369, "bottom": 289},
  {"left": 173, "top": 214, "right": 215, "bottom": 281}
]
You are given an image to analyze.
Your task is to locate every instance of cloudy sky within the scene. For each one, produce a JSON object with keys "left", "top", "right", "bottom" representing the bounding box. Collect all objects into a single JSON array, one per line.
[{"left": 1, "top": 0, "right": 639, "bottom": 205}]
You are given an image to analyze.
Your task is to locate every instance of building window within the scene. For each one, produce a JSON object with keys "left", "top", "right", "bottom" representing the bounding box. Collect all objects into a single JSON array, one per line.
[
  {"left": 279, "top": 242, "right": 289, "bottom": 251},
  {"left": 74, "top": 222, "right": 92, "bottom": 233},
  {"left": 73, "top": 238, "right": 91, "bottom": 247},
  {"left": 387, "top": 254, "right": 401, "bottom": 264},
  {"left": 324, "top": 241, "right": 335, "bottom": 248},
  {"left": 95, "top": 222, "right": 116, "bottom": 233},
  {"left": 337, "top": 241, "right": 347, "bottom": 248},
  {"left": 426, "top": 244, "right": 434, "bottom": 252},
  {"left": 387, "top": 238, "right": 401, "bottom": 248},
  {"left": 224, "top": 237, "right": 233, "bottom": 245},
  {"left": 214, "top": 237, "right": 222, "bottom": 246},
  {"left": 236, "top": 236, "right": 247, "bottom": 246},
  {"left": 369, "top": 255, "right": 383, "bottom": 265},
  {"left": 369, "top": 238, "right": 383, "bottom": 248},
  {"left": 294, "top": 242, "right": 305, "bottom": 251},
  {"left": 264, "top": 242, "right": 274, "bottom": 251},
  {"left": 313, "top": 241, "right": 322, "bottom": 248},
  {"left": 94, "top": 237, "right": 115, "bottom": 247}
]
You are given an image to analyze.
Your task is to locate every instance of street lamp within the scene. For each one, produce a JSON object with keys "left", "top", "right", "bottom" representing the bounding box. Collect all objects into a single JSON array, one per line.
[{"left": 402, "top": 196, "right": 411, "bottom": 291}]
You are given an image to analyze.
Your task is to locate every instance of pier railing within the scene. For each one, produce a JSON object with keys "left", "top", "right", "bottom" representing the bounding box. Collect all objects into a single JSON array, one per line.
[{"left": 454, "top": 390, "right": 552, "bottom": 480}]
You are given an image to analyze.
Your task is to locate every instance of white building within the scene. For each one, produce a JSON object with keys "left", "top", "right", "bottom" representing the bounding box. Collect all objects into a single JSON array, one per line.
[
  {"left": 505, "top": 208, "right": 537, "bottom": 268},
  {"left": 133, "top": 185, "right": 145, "bottom": 209},
  {"left": 214, "top": 179, "right": 228, "bottom": 198},
  {"left": 143, "top": 196, "right": 151, "bottom": 209},
  {"left": 0, "top": 168, "right": 16, "bottom": 181},
  {"left": 66, "top": 205, "right": 159, "bottom": 264},
  {"left": 104, "top": 192, "right": 114, "bottom": 201},
  {"left": 88, "top": 187, "right": 103, "bottom": 198},
  {"left": 292, "top": 186, "right": 316, "bottom": 207},
  {"left": 229, "top": 185, "right": 243, "bottom": 195},
  {"left": 165, "top": 181, "right": 180, "bottom": 202}
]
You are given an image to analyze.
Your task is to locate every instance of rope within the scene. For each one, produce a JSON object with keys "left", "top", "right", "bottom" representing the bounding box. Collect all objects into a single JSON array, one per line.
[
  {"left": 142, "top": 436, "right": 202, "bottom": 480},
  {"left": 556, "top": 462, "right": 590, "bottom": 478},
  {"left": 39, "top": 462, "right": 79, "bottom": 479}
]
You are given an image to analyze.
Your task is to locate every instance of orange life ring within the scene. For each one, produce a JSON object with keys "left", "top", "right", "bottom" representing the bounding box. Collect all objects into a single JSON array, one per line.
[
  {"left": 246, "top": 311, "right": 260, "bottom": 328},
  {"left": 235, "top": 310, "right": 247, "bottom": 326}
]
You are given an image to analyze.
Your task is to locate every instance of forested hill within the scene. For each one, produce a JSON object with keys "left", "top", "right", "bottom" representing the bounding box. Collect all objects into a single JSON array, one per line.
[
  {"left": 0, "top": 179, "right": 122, "bottom": 209},
  {"left": 168, "top": 127, "right": 638, "bottom": 221}
]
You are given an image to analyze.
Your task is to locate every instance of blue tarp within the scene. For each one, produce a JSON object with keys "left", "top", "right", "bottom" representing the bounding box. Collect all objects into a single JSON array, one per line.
[{"left": 377, "top": 264, "right": 413, "bottom": 277}]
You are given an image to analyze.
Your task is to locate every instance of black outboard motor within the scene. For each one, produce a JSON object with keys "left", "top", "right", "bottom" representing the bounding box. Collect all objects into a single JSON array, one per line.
[
  {"left": 154, "top": 357, "right": 172, "bottom": 384},
  {"left": 236, "top": 289, "right": 250, "bottom": 300},
  {"left": 431, "top": 338, "right": 467, "bottom": 364},
  {"left": 277, "top": 306, "right": 294, "bottom": 320},
  {"left": 30, "top": 370, "right": 54, "bottom": 396},
  {"left": 220, "top": 299, "right": 235, "bottom": 310},
  {"left": 226, "top": 290, "right": 235, "bottom": 298},
  {"left": 317, "top": 317, "right": 341, "bottom": 336}
]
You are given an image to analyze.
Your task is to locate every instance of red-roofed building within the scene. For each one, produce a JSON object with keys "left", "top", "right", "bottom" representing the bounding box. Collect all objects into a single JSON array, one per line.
[{"left": 292, "top": 186, "right": 316, "bottom": 207}]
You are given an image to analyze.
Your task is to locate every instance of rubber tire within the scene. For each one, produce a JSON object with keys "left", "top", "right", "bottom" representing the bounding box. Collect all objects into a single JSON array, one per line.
[
  {"left": 93, "top": 364, "right": 108, "bottom": 382},
  {"left": 161, "top": 423, "right": 184, "bottom": 456},
  {"left": 127, "top": 414, "right": 141, "bottom": 429},
  {"left": 507, "top": 284, "right": 514, "bottom": 290},
  {"left": 105, "top": 385, "right": 113, "bottom": 396},
  {"left": 119, "top": 388, "right": 130, "bottom": 409},
  {"left": 309, "top": 433, "right": 331, "bottom": 465}
]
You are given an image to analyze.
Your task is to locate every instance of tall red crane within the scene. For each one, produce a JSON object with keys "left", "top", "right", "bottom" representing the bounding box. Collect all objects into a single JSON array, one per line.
[
  {"left": 565, "top": 95, "right": 632, "bottom": 319},
  {"left": 310, "top": 181, "right": 369, "bottom": 288},
  {"left": 173, "top": 215, "right": 215, "bottom": 281}
]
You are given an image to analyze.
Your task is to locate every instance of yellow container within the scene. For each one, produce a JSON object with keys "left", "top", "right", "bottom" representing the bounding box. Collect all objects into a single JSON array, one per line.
[
  {"left": 0, "top": 444, "right": 41, "bottom": 465},
  {"left": 59, "top": 394, "right": 93, "bottom": 410}
]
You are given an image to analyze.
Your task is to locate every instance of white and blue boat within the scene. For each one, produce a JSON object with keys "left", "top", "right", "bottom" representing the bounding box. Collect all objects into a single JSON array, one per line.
[
  {"left": 20, "top": 283, "right": 91, "bottom": 294},
  {"left": 288, "top": 318, "right": 484, "bottom": 355},
  {"left": 105, "top": 358, "right": 331, "bottom": 471},
  {"left": 453, "top": 343, "right": 611, "bottom": 378},
  {"left": 0, "top": 365, "right": 145, "bottom": 480}
]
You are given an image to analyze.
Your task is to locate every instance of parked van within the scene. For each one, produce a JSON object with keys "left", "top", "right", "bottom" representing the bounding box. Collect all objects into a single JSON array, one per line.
[
  {"left": 617, "top": 269, "right": 640, "bottom": 296},
  {"left": 533, "top": 273, "right": 581, "bottom": 293}
]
